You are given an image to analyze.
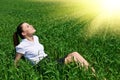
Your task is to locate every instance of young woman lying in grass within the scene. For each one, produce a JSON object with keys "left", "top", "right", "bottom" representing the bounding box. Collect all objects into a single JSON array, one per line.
[{"left": 13, "top": 22, "right": 95, "bottom": 73}]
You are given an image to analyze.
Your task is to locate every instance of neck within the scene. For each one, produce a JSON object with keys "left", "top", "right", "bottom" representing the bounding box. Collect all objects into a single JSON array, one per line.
[{"left": 25, "top": 35, "right": 34, "bottom": 41}]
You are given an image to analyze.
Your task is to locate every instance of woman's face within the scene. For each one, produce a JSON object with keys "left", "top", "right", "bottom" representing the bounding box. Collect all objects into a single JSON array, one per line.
[{"left": 21, "top": 22, "right": 36, "bottom": 36}]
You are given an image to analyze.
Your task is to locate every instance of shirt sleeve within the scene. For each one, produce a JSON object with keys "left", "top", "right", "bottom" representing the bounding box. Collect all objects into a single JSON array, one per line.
[{"left": 16, "top": 46, "right": 25, "bottom": 54}]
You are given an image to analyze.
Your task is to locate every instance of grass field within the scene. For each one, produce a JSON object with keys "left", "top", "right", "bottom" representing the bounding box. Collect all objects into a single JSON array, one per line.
[{"left": 0, "top": 0, "right": 120, "bottom": 80}]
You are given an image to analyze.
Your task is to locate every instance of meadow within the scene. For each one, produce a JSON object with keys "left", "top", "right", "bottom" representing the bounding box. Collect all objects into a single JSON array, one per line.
[{"left": 0, "top": 0, "right": 120, "bottom": 80}]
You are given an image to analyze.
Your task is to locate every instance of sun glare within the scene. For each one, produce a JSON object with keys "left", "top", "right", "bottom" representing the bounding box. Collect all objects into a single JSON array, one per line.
[
  {"left": 76, "top": 0, "right": 120, "bottom": 37},
  {"left": 101, "top": 0, "right": 120, "bottom": 14},
  {"left": 63, "top": 0, "right": 120, "bottom": 36}
]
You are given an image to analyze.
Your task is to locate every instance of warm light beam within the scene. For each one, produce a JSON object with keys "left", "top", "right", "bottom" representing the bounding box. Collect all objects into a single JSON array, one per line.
[{"left": 100, "top": 0, "right": 120, "bottom": 14}]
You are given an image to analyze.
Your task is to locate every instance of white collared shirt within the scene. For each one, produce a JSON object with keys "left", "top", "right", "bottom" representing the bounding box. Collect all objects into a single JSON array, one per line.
[{"left": 16, "top": 35, "right": 47, "bottom": 65}]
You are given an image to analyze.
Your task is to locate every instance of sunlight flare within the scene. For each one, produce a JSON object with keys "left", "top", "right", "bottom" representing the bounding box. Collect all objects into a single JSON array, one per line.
[
  {"left": 101, "top": 0, "right": 120, "bottom": 13},
  {"left": 81, "top": 0, "right": 120, "bottom": 36}
]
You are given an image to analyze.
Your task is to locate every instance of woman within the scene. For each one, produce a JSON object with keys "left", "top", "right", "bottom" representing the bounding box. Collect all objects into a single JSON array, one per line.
[{"left": 13, "top": 22, "right": 93, "bottom": 71}]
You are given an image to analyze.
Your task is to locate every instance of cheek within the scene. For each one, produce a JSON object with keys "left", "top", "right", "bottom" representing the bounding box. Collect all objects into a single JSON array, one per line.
[
  {"left": 26, "top": 28, "right": 36, "bottom": 34},
  {"left": 24, "top": 30, "right": 31, "bottom": 35},
  {"left": 29, "top": 29, "right": 36, "bottom": 34}
]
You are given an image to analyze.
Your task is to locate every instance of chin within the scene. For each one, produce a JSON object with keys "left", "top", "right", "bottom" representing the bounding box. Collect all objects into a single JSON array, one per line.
[{"left": 33, "top": 30, "right": 36, "bottom": 33}]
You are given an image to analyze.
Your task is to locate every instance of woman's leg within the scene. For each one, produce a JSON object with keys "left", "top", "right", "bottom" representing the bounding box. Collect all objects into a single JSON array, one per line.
[
  {"left": 64, "top": 52, "right": 95, "bottom": 73},
  {"left": 64, "top": 52, "right": 89, "bottom": 69}
]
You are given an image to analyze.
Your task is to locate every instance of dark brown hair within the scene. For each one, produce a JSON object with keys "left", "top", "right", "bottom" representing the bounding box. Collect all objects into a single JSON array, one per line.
[{"left": 13, "top": 22, "right": 25, "bottom": 47}]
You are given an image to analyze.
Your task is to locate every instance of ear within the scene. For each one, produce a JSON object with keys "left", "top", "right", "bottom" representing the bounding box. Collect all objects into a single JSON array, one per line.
[{"left": 22, "top": 32, "right": 26, "bottom": 36}]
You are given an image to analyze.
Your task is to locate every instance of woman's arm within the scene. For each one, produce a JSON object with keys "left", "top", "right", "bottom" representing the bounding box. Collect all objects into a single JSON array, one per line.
[{"left": 14, "top": 53, "right": 23, "bottom": 67}]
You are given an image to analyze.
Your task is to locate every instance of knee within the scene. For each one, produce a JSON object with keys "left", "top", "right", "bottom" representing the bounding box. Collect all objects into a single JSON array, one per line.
[
  {"left": 72, "top": 52, "right": 80, "bottom": 56},
  {"left": 73, "top": 52, "right": 79, "bottom": 54},
  {"left": 68, "top": 52, "right": 80, "bottom": 57}
]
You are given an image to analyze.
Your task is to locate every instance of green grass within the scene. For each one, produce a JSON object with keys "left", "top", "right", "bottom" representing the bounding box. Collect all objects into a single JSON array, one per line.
[{"left": 0, "top": 0, "right": 120, "bottom": 80}]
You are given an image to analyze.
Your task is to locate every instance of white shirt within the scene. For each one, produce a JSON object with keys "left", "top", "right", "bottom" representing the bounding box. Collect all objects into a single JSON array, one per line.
[{"left": 16, "top": 35, "right": 47, "bottom": 65}]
